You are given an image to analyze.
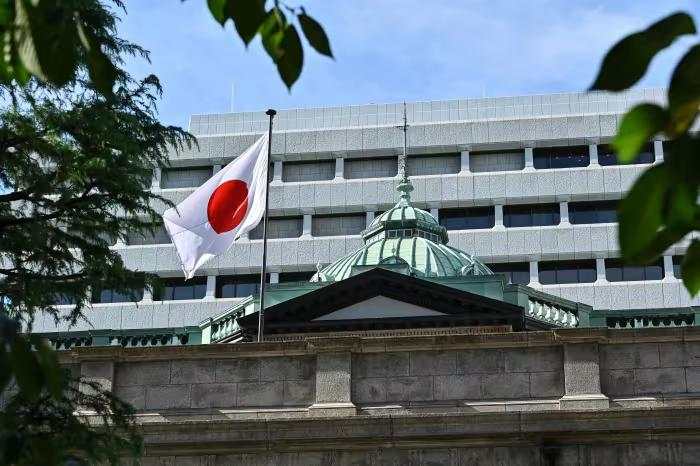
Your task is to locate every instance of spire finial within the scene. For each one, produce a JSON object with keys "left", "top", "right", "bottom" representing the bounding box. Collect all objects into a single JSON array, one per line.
[{"left": 396, "top": 101, "right": 413, "bottom": 202}]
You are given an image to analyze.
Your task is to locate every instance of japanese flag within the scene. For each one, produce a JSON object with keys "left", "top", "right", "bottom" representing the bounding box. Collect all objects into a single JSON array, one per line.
[{"left": 163, "top": 134, "right": 269, "bottom": 278}]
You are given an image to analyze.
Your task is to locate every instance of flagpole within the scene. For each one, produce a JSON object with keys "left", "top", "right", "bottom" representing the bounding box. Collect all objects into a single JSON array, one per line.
[{"left": 258, "top": 109, "right": 276, "bottom": 343}]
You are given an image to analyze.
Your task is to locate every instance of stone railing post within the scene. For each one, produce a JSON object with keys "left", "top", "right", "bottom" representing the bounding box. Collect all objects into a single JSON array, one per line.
[
  {"left": 560, "top": 343, "right": 609, "bottom": 410},
  {"left": 308, "top": 338, "right": 357, "bottom": 416}
]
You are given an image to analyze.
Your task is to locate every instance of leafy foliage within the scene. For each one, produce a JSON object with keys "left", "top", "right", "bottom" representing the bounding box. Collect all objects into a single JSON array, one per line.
[
  {"left": 0, "top": 316, "right": 142, "bottom": 466},
  {"left": 591, "top": 11, "right": 700, "bottom": 296},
  {"left": 1, "top": 1, "right": 332, "bottom": 92}
]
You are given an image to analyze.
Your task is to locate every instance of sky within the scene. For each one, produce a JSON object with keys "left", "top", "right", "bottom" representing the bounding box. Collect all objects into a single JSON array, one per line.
[{"left": 117, "top": 1, "right": 700, "bottom": 128}]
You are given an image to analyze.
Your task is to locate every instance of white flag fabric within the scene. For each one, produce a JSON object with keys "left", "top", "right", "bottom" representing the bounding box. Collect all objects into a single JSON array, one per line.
[{"left": 163, "top": 134, "right": 269, "bottom": 278}]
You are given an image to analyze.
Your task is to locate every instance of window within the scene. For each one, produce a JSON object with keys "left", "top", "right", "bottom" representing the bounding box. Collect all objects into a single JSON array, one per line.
[
  {"left": 605, "top": 259, "right": 663, "bottom": 282},
  {"left": 533, "top": 146, "right": 589, "bottom": 169},
  {"left": 53, "top": 294, "right": 76, "bottom": 305},
  {"left": 279, "top": 271, "right": 315, "bottom": 283},
  {"left": 539, "top": 260, "right": 596, "bottom": 284},
  {"left": 598, "top": 143, "right": 654, "bottom": 166},
  {"left": 282, "top": 160, "right": 335, "bottom": 182},
  {"left": 161, "top": 166, "right": 213, "bottom": 189},
  {"left": 504, "top": 204, "right": 560, "bottom": 228},
  {"left": 569, "top": 200, "right": 618, "bottom": 224},
  {"left": 470, "top": 150, "right": 525, "bottom": 172},
  {"left": 91, "top": 287, "right": 143, "bottom": 304},
  {"left": 125, "top": 226, "right": 171, "bottom": 245},
  {"left": 673, "top": 256, "right": 684, "bottom": 279},
  {"left": 249, "top": 217, "right": 303, "bottom": 240},
  {"left": 407, "top": 153, "right": 460, "bottom": 176},
  {"left": 156, "top": 277, "right": 206, "bottom": 301},
  {"left": 216, "top": 274, "right": 266, "bottom": 298},
  {"left": 439, "top": 207, "right": 495, "bottom": 230},
  {"left": 312, "top": 214, "right": 365, "bottom": 237},
  {"left": 344, "top": 157, "right": 397, "bottom": 179},
  {"left": 488, "top": 262, "right": 530, "bottom": 285}
]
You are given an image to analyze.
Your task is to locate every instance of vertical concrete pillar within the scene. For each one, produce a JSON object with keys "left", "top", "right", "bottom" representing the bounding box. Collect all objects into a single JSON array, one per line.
[
  {"left": 459, "top": 150, "right": 470, "bottom": 173},
  {"left": 560, "top": 201, "right": 570, "bottom": 225},
  {"left": 589, "top": 144, "right": 599, "bottom": 166},
  {"left": 560, "top": 343, "right": 609, "bottom": 410},
  {"left": 524, "top": 147, "right": 534, "bottom": 170},
  {"left": 302, "top": 214, "right": 313, "bottom": 238},
  {"left": 430, "top": 208, "right": 439, "bottom": 219},
  {"left": 80, "top": 361, "right": 115, "bottom": 395},
  {"left": 151, "top": 167, "right": 162, "bottom": 190},
  {"left": 141, "top": 286, "right": 153, "bottom": 303},
  {"left": 494, "top": 205, "right": 505, "bottom": 229},
  {"left": 529, "top": 261, "right": 539, "bottom": 285},
  {"left": 310, "top": 351, "right": 356, "bottom": 416},
  {"left": 204, "top": 275, "right": 216, "bottom": 300},
  {"left": 365, "top": 211, "right": 375, "bottom": 228},
  {"left": 269, "top": 272, "right": 279, "bottom": 284},
  {"left": 334, "top": 157, "right": 344, "bottom": 179},
  {"left": 273, "top": 161, "right": 283, "bottom": 182},
  {"left": 663, "top": 255, "right": 675, "bottom": 280},
  {"left": 213, "top": 164, "right": 223, "bottom": 174},
  {"left": 653, "top": 140, "right": 664, "bottom": 163},
  {"left": 596, "top": 258, "right": 606, "bottom": 282}
]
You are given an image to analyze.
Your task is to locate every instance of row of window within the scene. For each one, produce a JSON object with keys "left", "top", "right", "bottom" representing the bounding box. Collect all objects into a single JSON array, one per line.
[
  {"left": 491, "top": 257, "right": 681, "bottom": 286},
  {"left": 160, "top": 143, "right": 659, "bottom": 188},
  {"left": 57, "top": 256, "right": 685, "bottom": 304}
]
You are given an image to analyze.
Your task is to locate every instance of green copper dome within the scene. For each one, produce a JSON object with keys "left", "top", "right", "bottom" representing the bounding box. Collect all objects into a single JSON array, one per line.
[{"left": 312, "top": 176, "right": 492, "bottom": 282}]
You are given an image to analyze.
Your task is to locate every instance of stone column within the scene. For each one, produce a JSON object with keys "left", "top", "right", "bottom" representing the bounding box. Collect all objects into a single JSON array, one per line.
[
  {"left": 302, "top": 214, "right": 313, "bottom": 238},
  {"left": 151, "top": 167, "right": 162, "bottom": 190},
  {"left": 560, "top": 201, "right": 570, "bottom": 225},
  {"left": 430, "top": 207, "right": 439, "bottom": 219},
  {"left": 494, "top": 205, "right": 505, "bottom": 229},
  {"left": 589, "top": 144, "right": 599, "bottom": 166},
  {"left": 529, "top": 261, "right": 539, "bottom": 285},
  {"left": 524, "top": 147, "right": 534, "bottom": 170},
  {"left": 663, "top": 255, "right": 675, "bottom": 280},
  {"left": 213, "top": 164, "right": 223, "bottom": 175},
  {"left": 269, "top": 272, "right": 279, "bottom": 284},
  {"left": 653, "top": 140, "right": 664, "bottom": 163},
  {"left": 309, "top": 343, "right": 356, "bottom": 416},
  {"left": 204, "top": 275, "right": 216, "bottom": 300},
  {"left": 459, "top": 150, "right": 470, "bottom": 173},
  {"left": 595, "top": 258, "right": 606, "bottom": 282},
  {"left": 141, "top": 286, "right": 153, "bottom": 303},
  {"left": 334, "top": 157, "right": 344, "bottom": 180},
  {"left": 560, "top": 343, "right": 609, "bottom": 410},
  {"left": 273, "top": 161, "right": 283, "bottom": 182},
  {"left": 365, "top": 211, "right": 375, "bottom": 228}
]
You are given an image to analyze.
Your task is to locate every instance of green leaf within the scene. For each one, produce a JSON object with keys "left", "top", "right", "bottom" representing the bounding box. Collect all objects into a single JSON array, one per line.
[
  {"left": 10, "top": 336, "right": 42, "bottom": 401},
  {"left": 14, "top": 0, "right": 79, "bottom": 86},
  {"left": 207, "top": 0, "right": 227, "bottom": 25},
  {"left": 76, "top": 18, "right": 117, "bottom": 95},
  {"left": 618, "top": 164, "right": 670, "bottom": 260},
  {"left": 591, "top": 12, "right": 696, "bottom": 91},
  {"left": 613, "top": 103, "right": 668, "bottom": 162},
  {"left": 276, "top": 24, "right": 303, "bottom": 90},
  {"left": 34, "top": 339, "right": 61, "bottom": 399},
  {"left": 682, "top": 240, "right": 700, "bottom": 296},
  {"left": 0, "top": 346, "right": 10, "bottom": 393},
  {"left": 668, "top": 44, "right": 700, "bottom": 135},
  {"left": 299, "top": 13, "right": 333, "bottom": 58},
  {"left": 227, "top": 0, "right": 266, "bottom": 45},
  {"left": 259, "top": 8, "right": 286, "bottom": 59}
]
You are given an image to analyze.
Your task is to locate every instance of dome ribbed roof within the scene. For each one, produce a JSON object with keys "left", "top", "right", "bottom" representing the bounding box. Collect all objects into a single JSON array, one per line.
[{"left": 312, "top": 176, "right": 492, "bottom": 283}]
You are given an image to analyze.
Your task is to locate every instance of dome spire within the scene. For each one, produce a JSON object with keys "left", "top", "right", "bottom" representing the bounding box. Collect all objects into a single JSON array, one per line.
[{"left": 396, "top": 101, "right": 413, "bottom": 203}]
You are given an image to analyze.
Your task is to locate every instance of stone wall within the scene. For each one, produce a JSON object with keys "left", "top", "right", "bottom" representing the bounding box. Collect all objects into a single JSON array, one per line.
[{"left": 62, "top": 327, "right": 700, "bottom": 464}]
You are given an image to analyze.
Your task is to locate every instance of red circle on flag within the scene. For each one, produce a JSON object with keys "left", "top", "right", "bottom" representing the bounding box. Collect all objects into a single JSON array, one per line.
[{"left": 207, "top": 180, "right": 249, "bottom": 234}]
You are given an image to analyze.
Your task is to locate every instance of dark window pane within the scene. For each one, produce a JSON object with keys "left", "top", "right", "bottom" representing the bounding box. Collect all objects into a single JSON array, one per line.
[
  {"left": 569, "top": 200, "right": 618, "bottom": 225},
  {"left": 673, "top": 256, "right": 683, "bottom": 278},
  {"left": 504, "top": 204, "right": 559, "bottom": 228},
  {"left": 157, "top": 277, "right": 206, "bottom": 301},
  {"left": 605, "top": 259, "right": 663, "bottom": 282},
  {"left": 533, "top": 146, "right": 589, "bottom": 169},
  {"left": 92, "top": 287, "right": 143, "bottom": 303},
  {"left": 598, "top": 143, "right": 654, "bottom": 166},
  {"left": 279, "top": 271, "right": 315, "bottom": 283},
  {"left": 439, "top": 207, "right": 495, "bottom": 230},
  {"left": 487, "top": 262, "right": 530, "bottom": 285},
  {"left": 53, "top": 294, "right": 76, "bottom": 305},
  {"left": 539, "top": 260, "right": 596, "bottom": 284},
  {"left": 216, "top": 274, "right": 268, "bottom": 298}
]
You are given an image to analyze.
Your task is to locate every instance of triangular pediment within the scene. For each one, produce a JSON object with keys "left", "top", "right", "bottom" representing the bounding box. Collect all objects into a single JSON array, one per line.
[{"left": 312, "top": 295, "right": 447, "bottom": 321}]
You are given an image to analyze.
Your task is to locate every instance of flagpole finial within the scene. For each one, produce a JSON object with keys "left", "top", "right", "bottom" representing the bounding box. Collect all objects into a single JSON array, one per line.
[
  {"left": 266, "top": 109, "right": 277, "bottom": 117},
  {"left": 396, "top": 101, "right": 413, "bottom": 202}
]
